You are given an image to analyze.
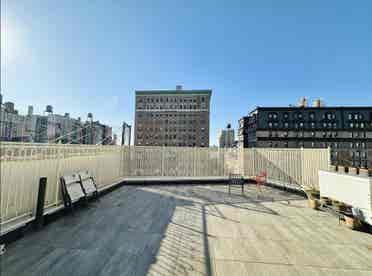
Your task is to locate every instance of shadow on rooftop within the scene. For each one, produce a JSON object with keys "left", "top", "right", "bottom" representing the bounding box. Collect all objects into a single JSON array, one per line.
[
  {"left": 1, "top": 184, "right": 304, "bottom": 276},
  {"left": 1, "top": 185, "right": 214, "bottom": 276}
]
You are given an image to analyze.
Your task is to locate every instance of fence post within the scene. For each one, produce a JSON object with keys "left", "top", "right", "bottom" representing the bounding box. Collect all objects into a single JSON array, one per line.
[
  {"left": 328, "top": 146, "right": 332, "bottom": 170},
  {"left": 120, "top": 146, "right": 124, "bottom": 177},
  {"left": 55, "top": 148, "right": 62, "bottom": 207},
  {"left": 300, "top": 147, "right": 304, "bottom": 188},
  {"left": 34, "top": 177, "right": 47, "bottom": 230},
  {"left": 240, "top": 148, "right": 244, "bottom": 176},
  {"left": 129, "top": 146, "right": 132, "bottom": 176},
  {"left": 161, "top": 146, "right": 164, "bottom": 177},
  {"left": 253, "top": 148, "right": 256, "bottom": 176},
  {"left": 192, "top": 147, "right": 197, "bottom": 176}
]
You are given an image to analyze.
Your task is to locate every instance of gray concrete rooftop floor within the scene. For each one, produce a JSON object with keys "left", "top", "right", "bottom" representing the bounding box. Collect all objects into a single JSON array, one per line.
[{"left": 2, "top": 184, "right": 372, "bottom": 276}]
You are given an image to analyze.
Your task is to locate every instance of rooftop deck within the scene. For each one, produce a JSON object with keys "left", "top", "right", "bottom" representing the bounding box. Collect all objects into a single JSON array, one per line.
[{"left": 2, "top": 184, "right": 372, "bottom": 276}]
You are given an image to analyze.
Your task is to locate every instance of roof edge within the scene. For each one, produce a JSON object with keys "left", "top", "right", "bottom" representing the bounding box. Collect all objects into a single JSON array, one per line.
[{"left": 135, "top": 89, "right": 212, "bottom": 96}]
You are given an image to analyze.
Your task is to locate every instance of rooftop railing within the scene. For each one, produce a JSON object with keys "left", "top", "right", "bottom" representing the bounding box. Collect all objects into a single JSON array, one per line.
[{"left": 0, "top": 142, "right": 330, "bottom": 234}]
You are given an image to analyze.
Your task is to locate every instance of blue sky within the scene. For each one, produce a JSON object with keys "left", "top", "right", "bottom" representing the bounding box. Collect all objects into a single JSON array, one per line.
[{"left": 1, "top": 0, "right": 372, "bottom": 145}]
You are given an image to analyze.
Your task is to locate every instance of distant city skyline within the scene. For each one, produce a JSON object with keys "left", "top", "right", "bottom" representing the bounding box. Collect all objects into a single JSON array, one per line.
[
  {"left": 0, "top": 93, "right": 114, "bottom": 144},
  {"left": 2, "top": 1, "right": 372, "bottom": 145},
  {"left": 0, "top": 93, "right": 113, "bottom": 126}
]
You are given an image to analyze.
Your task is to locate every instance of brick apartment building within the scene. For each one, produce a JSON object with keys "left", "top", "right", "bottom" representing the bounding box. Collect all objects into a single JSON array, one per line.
[
  {"left": 134, "top": 86, "right": 211, "bottom": 147},
  {"left": 238, "top": 99, "right": 372, "bottom": 168}
]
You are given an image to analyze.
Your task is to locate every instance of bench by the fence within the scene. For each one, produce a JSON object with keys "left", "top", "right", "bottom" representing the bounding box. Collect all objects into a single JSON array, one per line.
[
  {"left": 61, "top": 173, "right": 85, "bottom": 208},
  {"left": 79, "top": 170, "right": 98, "bottom": 198},
  {"left": 60, "top": 171, "right": 98, "bottom": 209}
]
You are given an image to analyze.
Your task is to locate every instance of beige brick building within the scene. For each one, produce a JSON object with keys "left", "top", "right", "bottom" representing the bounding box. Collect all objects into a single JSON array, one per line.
[{"left": 134, "top": 86, "right": 211, "bottom": 147}]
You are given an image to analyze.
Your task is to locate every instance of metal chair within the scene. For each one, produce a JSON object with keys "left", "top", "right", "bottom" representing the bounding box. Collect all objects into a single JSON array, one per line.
[
  {"left": 228, "top": 173, "right": 245, "bottom": 194},
  {"left": 254, "top": 171, "right": 267, "bottom": 196}
]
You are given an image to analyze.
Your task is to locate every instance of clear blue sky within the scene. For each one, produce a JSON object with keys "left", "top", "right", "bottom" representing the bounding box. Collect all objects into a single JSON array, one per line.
[{"left": 1, "top": 0, "right": 372, "bottom": 145}]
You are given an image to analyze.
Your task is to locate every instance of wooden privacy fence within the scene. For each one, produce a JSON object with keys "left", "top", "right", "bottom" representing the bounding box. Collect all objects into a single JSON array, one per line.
[{"left": 0, "top": 143, "right": 330, "bottom": 233}]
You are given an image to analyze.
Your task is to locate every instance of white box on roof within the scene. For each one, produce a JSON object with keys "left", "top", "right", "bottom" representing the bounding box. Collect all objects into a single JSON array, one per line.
[{"left": 319, "top": 170, "right": 372, "bottom": 225}]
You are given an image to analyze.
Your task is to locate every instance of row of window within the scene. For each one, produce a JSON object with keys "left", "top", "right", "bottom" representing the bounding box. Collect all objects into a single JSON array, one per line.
[
  {"left": 268, "top": 112, "right": 336, "bottom": 120},
  {"left": 138, "top": 113, "right": 202, "bottom": 118},
  {"left": 349, "top": 151, "right": 368, "bottom": 158},
  {"left": 348, "top": 113, "right": 365, "bottom": 120},
  {"left": 268, "top": 121, "right": 338, "bottom": 129},
  {"left": 137, "top": 134, "right": 199, "bottom": 140},
  {"left": 268, "top": 131, "right": 368, "bottom": 138},
  {"left": 138, "top": 126, "right": 206, "bottom": 131},
  {"left": 266, "top": 141, "right": 368, "bottom": 150},
  {"left": 138, "top": 128, "right": 203, "bottom": 133},
  {"left": 349, "top": 122, "right": 367, "bottom": 128},
  {"left": 268, "top": 112, "right": 370, "bottom": 121},
  {"left": 137, "top": 142, "right": 204, "bottom": 147},
  {"left": 269, "top": 131, "right": 337, "bottom": 138},
  {"left": 268, "top": 121, "right": 369, "bottom": 129},
  {"left": 137, "top": 96, "right": 206, "bottom": 103},
  {"left": 137, "top": 104, "right": 205, "bottom": 110},
  {"left": 332, "top": 151, "right": 368, "bottom": 159},
  {"left": 137, "top": 119, "right": 206, "bottom": 125}
]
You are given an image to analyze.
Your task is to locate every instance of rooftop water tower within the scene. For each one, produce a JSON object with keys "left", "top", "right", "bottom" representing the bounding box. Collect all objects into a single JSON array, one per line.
[
  {"left": 45, "top": 105, "right": 53, "bottom": 114},
  {"left": 87, "top": 113, "right": 93, "bottom": 122}
]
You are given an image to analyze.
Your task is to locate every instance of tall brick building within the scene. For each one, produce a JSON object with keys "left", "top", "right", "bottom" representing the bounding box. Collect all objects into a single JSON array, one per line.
[{"left": 134, "top": 86, "right": 211, "bottom": 147}]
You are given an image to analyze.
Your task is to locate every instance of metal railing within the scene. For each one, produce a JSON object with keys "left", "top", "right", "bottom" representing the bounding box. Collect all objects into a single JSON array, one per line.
[{"left": 0, "top": 142, "right": 330, "bottom": 233}]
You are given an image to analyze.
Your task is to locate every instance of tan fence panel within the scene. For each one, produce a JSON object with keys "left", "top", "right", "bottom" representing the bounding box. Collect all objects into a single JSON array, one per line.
[
  {"left": 124, "top": 147, "right": 236, "bottom": 177},
  {"left": 254, "top": 149, "right": 302, "bottom": 189},
  {"left": 0, "top": 143, "right": 125, "bottom": 231},
  {"left": 243, "top": 148, "right": 330, "bottom": 190},
  {"left": 301, "top": 148, "right": 330, "bottom": 190},
  {"left": 0, "top": 161, "right": 39, "bottom": 223}
]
